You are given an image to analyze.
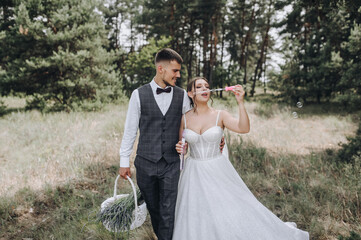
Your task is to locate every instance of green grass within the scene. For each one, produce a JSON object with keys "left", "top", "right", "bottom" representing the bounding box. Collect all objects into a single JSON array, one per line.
[
  {"left": 0, "top": 95, "right": 360, "bottom": 239},
  {"left": 227, "top": 135, "right": 361, "bottom": 239},
  {"left": 0, "top": 103, "right": 128, "bottom": 196},
  {"left": 0, "top": 164, "right": 155, "bottom": 239}
]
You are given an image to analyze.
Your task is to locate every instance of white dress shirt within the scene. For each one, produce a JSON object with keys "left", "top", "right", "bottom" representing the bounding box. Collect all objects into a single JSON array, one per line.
[{"left": 119, "top": 79, "right": 192, "bottom": 167}]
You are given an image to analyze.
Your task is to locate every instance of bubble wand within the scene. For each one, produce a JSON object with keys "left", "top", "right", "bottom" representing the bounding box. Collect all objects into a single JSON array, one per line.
[
  {"left": 180, "top": 132, "right": 186, "bottom": 171},
  {"left": 196, "top": 86, "right": 236, "bottom": 94}
]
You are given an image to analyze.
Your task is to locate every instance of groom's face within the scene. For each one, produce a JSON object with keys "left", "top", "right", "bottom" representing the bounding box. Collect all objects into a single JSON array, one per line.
[{"left": 161, "top": 60, "right": 181, "bottom": 87}]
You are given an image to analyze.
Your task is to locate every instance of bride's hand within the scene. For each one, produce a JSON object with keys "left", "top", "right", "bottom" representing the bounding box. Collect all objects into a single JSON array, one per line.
[
  {"left": 231, "top": 84, "right": 245, "bottom": 104},
  {"left": 176, "top": 141, "right": 188, "bottom": 154}
]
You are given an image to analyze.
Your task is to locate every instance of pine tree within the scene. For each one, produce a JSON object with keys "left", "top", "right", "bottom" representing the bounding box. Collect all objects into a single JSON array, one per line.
[
  {"left": 0, "top": 0, "right": 121, "bottom": 111},
  {"left": 337, "top": 18, "right": 361, "bottom": 109},
  {"left": 274, "top": 0, "right": 361, "bottom": 104},
  {"left": 124, "top": 36, "right": 172, "bottom": 97}
]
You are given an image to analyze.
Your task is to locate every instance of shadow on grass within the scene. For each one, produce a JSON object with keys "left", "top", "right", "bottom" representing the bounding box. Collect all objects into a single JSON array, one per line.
[{"left": 0, "top": 107, "right": 28, "bottom": 118}]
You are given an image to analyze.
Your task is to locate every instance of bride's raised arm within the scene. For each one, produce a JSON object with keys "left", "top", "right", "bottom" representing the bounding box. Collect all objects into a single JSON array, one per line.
[{"left": 221, "top": 84, "right": 250, "bottom": 134}]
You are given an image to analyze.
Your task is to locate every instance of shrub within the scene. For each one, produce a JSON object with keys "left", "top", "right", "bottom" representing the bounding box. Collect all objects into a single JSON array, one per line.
[
  {"left": 0, "top": 0, "right": 122, "bottom": 112},
  {"left": 0, "top": 100, "right": 6, "bottom": 116},
  {"left": 338, "top": 231, "right": 361, "bottom": 240},
  {"left": 337, "top": 121, "right": 361, "bottom": 165}
]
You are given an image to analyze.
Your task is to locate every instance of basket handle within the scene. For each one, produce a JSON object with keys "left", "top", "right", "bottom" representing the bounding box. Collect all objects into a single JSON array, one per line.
[{"left": 113, "top": 175, "right": 139, "bottom": 212}]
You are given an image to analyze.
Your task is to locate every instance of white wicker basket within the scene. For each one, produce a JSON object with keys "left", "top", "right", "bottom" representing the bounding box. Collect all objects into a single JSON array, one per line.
[{"left": 100, "top": 175, "right": 147, "bottom": 232}]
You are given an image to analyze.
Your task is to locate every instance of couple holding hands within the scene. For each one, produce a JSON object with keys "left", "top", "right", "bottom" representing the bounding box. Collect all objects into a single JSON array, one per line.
[{"left": 118, "top": 48, "right": 309, "bottom": 240}]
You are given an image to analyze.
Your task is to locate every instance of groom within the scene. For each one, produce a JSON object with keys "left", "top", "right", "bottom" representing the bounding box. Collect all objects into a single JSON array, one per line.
[{"left": 118, "top": 48, "right": 191, "bottom": 240}]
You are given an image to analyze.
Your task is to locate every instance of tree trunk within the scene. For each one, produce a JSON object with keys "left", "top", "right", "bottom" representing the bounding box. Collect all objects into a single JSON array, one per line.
[
  {"left": 197, "top": 38, "right": 201, "bottom": 76},
  {"left": 187, "top": 16, "right": 195, "bottom": 84},
  {"left": 243, "top": 43, "right": 248, "bottom": 96},
  {"left": 202, "top": 22, "right": 209, "bottom": 80},
  {"left": 130, "top": 19, "right": 134, "bottom": 53},
  {"left": 220, "top": 15, "right": 226, "bottom": 98},
  {"left": 209, "top": 14, "right": 218, "bottom": 87},
  {"left": 240, "top": 9, "right": 255, "bottom": 70},
  {"left": 250, "top": 4, "right": 271, "bottom": 97},
  {"left": 170, "top": 1, "right": 175, "bottom": 47},
  {"left": 263, "top": 44, "right": 268, "bottom": 93}
]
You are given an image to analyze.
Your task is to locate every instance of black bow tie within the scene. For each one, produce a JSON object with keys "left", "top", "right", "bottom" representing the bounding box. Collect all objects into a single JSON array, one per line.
[{"left": 156, "top": 87, "right": 172, "bottom": 94}]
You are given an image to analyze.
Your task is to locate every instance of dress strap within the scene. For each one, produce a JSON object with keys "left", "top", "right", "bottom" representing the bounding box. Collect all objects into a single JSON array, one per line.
[
  {"left": 183, "top": 114, "right": 187, "bottom": 129},
  {"left": 216, "top": 110, "right": 221, "bottom": 126}
]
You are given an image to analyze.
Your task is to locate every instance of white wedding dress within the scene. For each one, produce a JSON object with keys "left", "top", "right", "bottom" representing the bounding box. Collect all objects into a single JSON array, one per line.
[{"left": 173, "top": 111, "right": 309, "bottom": 240}]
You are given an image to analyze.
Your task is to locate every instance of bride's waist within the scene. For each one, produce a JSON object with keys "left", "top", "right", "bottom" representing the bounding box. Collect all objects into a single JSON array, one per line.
[{"left": 188, "top": 153, "right": 223, "bottom": 161}]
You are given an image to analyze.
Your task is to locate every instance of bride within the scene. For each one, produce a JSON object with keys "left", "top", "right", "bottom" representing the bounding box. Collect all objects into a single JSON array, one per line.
[{"left": 173, "top": 77, "right": 309, "bottom": 240}]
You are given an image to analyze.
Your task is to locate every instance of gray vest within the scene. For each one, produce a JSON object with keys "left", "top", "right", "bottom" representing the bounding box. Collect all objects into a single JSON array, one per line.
[{"left": 136, "top": 84, "right": 184, "bottom": 163}]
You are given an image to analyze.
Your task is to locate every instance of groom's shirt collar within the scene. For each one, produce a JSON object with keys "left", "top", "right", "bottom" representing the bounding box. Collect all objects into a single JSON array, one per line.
[{"left": 150, "top": 78, "right": 173, "bottom": 95}]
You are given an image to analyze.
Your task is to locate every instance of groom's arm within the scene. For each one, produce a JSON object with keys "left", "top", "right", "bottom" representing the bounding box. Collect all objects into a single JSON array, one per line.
[{"left": 119, "top": 90, "right": 140, "bottom": 179}]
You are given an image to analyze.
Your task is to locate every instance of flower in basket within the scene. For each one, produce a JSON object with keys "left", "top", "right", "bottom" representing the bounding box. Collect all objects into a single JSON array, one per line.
[{"left": 97, "top": 176, "right": 147, "bottom": 233}]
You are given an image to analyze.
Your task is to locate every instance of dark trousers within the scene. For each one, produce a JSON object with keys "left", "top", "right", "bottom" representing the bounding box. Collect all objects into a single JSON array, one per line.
[{"left": 134, "top": 156, "right": 180, "bottom": 240}]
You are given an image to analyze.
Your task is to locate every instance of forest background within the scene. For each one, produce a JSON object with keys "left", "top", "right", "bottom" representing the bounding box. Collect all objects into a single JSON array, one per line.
[{"left": 0, "top": 0, "right": 360, "bottom": 239}]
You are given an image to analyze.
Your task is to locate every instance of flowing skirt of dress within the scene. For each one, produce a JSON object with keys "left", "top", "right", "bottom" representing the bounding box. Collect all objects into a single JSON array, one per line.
[{"left": 173, "top": 153, "right": 309, "bottom": 240}]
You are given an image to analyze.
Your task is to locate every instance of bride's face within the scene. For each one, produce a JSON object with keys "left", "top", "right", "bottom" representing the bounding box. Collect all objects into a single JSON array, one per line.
[{"left": 188, "top": 79, "right": 210, "bottom": 103}]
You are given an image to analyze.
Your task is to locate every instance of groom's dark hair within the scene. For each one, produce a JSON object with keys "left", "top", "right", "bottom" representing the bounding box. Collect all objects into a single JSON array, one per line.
[{"left": 155, "top": 48, "right": 183, "bottom": 65}]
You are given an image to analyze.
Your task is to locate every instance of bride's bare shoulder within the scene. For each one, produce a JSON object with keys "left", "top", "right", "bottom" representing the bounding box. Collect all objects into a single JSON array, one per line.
[
  {"left": 215, "top": 109, "right": 233, "bottom": 124},
  {"left": 185, "top": 109, "right": 194, "bottom": 117},
  {"left": 212, "top": 108, "right": 227, "bottom": 116}
]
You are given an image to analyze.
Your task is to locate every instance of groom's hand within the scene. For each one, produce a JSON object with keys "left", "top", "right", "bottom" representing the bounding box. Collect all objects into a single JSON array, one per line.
[
  {"left": 119, "top": 167, "right": 131, "bottom": 179},
  {"left": 220, "top": 137, "right": 225, "bottom": 153}
]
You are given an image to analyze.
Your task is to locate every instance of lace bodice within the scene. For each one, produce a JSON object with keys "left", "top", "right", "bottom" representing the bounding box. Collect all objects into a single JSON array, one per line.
[{"left": 183, "top": 111, "right": 223, "bottom": 160}]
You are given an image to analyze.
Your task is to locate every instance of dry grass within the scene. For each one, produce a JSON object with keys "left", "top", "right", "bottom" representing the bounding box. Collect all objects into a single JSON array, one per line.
[
  {"left": 214, "top": 99, "right": 357, "bottom": 156},
  {"left": 244, "top": 101, "right": 356, "bottom": 155},
  {"left": 1, "top": 95, "right": 26, "bottom": 109},
  {"left": 0, "top": 96, "right": 359, "bottom": 239},
  {"left": 0, "top": 103, "right": 128, "bottom": 196},
  {"left": 0, "top": 97, "right": 356, "bottom": 197}
]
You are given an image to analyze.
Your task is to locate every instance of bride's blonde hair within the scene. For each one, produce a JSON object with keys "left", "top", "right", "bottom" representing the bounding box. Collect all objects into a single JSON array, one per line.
[{"left": 187, "top": 77, "right": 213, "bottom": 113}]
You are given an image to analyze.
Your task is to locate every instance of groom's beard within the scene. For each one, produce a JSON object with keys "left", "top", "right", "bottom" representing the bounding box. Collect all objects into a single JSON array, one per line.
[
  {"left": 163, "top": 80, "right": 171, "bottom": 86},
  {"left": 163, "top": 78, "right": 176, "bottom": 87}
]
